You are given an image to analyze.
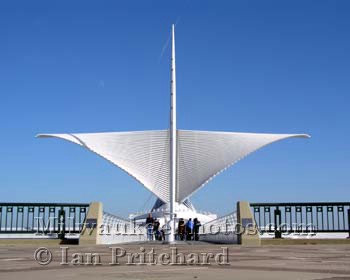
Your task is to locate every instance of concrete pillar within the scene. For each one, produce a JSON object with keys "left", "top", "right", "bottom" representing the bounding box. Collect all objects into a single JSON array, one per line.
[
  {"left": 237, "top": 201, "right": 261, "bottom": 246},
  {"left": 80, "top": 202, "right": 103, "bottom": 245}
]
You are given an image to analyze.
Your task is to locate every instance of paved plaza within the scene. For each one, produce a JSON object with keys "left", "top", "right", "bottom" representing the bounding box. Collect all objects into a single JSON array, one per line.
[{"left": 0, "top": 243, "right": 350, "bottom": 280}]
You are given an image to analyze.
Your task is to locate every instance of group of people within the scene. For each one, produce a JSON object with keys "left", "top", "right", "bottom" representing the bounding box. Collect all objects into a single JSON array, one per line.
[
  {"left": 145, "top": 214, "right": 165, "bottom": 241},
  {"left": 177, "top": 217, "right": 201, "bottom": 241},
  {"left": 145, "top": 214, "right": 202, "bottom": 241}
]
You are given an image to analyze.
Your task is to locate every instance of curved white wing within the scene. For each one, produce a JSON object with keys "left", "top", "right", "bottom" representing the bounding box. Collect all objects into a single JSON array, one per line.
[
  {"left": 176, "top": 130, "right": 310, "bottom": 202},
  {"left": 37, "top": 131, "right": 170, "bottom": 203}
]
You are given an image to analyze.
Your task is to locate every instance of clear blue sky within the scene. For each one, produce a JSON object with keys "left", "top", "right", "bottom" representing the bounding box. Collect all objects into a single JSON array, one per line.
[{"left": 1, "top": 1, "right": 349, "bottom": 217}]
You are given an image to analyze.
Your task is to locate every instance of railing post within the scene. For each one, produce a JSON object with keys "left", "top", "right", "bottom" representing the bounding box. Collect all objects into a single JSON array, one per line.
[
  {"left": 348, "top": 209, "right": 350, "bottom": 239},
  {"left": 58, "top": 208, "right": 65, "bottom": 240},
  {"left": 274, "top": 208, "right": 282, "bottom": 239}
]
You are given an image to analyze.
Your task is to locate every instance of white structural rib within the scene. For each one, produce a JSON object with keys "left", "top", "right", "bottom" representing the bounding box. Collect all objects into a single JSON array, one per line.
[
  {"left": 37, "top": 131, "right": 170, "bottom": 203},
  {"left": 176, "top": 130, "right": 310, "bottom": 202}
]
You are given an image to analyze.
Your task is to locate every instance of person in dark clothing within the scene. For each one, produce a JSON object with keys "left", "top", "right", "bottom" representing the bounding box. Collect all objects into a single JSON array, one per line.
[
  {"left": 193, "top": 218, "right": 201, "bottom": 241},
  {"left": 153, "top": 219, "right": 160, "bottom": 240},
  {"left": 160, "top": 229, "right": 165, "bottom": 241},
  {"left": 145, "top": 213, "right": 154, "bottom": 241},
  {"left": 185, "top": 218, "right": 194, "bottom": 240},
  {"left": 177, "top": 218, "right": 185, "bottom": 240}
]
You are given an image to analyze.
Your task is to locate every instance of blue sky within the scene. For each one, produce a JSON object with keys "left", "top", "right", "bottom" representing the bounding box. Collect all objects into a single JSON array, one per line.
[{"left": 0, "top": 1, "right": 349, "bottom": 217}]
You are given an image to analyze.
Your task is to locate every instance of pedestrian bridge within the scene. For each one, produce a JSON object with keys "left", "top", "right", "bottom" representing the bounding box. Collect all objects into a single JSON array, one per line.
[{"left": 0, "top": 201, "right": 349, "bottom": 245}]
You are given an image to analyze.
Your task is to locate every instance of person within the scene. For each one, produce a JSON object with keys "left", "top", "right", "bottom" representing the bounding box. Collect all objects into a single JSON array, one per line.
[
  {"left": 185, "top": 218, "right": 194, "bottom": 240},
  {"left": 145, "top": 213, "right": 154, "bottom": 241},
  {"left": 153, "top": 218, "right": 160, "bottom": 240},
  {"left": 193, "top": 218, "right": 201, "bottom": 241},
  {"left": 177, "top": 218, "right": 185, "bottom": 240},
  {"left": 160, "top": 228, "right": 165, "bottom": 241}
]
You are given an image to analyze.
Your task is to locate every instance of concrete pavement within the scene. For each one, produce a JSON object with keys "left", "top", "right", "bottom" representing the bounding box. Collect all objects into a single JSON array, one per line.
[{"left": 0, "top": 243, "right": 349, "bottom": 279}]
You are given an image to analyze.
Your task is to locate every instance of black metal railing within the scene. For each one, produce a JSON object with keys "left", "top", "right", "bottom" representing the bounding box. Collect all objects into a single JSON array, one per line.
[
  {"left": 250, "top": 202, "right": 350, "bottom": 238},
  {"left": 0, "top": 203, "right": 89, "bottom": 239}
]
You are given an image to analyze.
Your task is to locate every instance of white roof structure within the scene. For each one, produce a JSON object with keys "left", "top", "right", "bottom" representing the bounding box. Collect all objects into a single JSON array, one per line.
[
  {"left": 38, "top": 130, "right": 308, "bottom": 203},
  {"left": 37, "top": 25, "right": 309, "bottom": 240}
]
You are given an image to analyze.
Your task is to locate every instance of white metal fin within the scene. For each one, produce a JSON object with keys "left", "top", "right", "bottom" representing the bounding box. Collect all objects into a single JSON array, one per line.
[
  {"left": 176, "top": 130, "right": 310, "bottom": 201},
  {"left": 37, "top": 131, "right": 171, "bottom": 203}
]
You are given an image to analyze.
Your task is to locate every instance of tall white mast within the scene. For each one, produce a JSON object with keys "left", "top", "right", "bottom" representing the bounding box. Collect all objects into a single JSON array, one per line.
[{"left": 168, "top": 24, "right": 177, "bottom": 242}]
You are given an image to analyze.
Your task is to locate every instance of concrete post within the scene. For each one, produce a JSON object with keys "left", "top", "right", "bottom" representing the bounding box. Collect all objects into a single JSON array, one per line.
[
  {"left": 80, "top": 202, "right": 103, "bottom": 245},
  {"left": 237, "top": 201, "right": 261, "bottom": 246}
]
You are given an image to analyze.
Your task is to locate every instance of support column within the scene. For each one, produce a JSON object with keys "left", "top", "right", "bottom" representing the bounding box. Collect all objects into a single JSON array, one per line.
[
  {"left": 237, "top": 201, "right": 261, "bottom": 246},
  {"left": 80, "top": 202, "right": 103, "bottom": 245}
]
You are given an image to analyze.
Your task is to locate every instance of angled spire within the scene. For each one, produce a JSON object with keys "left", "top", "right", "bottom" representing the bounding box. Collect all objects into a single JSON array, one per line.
[
  {"left": 171, "top": 24, "right": 176, "bottom": 130},
  {"left": 168, "top": 24, "right": 177, "bottom": 242}
]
